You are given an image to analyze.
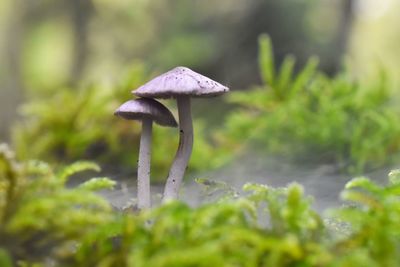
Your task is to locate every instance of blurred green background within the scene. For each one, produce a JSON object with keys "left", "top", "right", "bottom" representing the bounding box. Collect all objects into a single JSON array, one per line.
[{"left": 1, "top": 0, "right": 400, "bottom": 180}]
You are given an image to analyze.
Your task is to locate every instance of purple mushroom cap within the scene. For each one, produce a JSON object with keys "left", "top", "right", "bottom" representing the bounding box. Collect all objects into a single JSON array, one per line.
[
  {"left": 114, "top": 98, "right": 177, "bottom": 127},
  {"left": 132, "top": 66, "right": 229, "bottom": 99}
]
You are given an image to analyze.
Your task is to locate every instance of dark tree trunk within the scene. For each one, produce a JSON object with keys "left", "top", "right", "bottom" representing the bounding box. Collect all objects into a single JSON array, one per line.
[
  {"left": 68, "top": 0, "right": 93, "bottom": 85},
  {"left": 335, "top": 0, "right": 354, "bottom": 72}
]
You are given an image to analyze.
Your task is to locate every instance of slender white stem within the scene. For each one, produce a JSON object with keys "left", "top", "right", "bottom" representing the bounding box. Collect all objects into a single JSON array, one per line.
[
  {"left": 163, "top": 96, "right": 193, "bottom": 201},
  {"left": 137, "top": 119, "right": 152, "bottom": 209}
]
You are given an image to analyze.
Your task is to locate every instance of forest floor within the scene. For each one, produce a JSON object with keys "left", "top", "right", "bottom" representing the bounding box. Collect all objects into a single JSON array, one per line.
[{"left": 101, "top": 153, "right": 396, "bottom": 213}]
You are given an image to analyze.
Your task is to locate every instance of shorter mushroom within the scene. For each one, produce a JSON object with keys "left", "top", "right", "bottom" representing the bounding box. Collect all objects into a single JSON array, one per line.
[{"left": 114, "top": 98, "right": 177, "bottom": 209}]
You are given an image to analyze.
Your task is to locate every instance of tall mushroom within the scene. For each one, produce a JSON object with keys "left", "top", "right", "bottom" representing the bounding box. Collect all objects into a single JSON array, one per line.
[
  {"left": 114, "top": 98, "right": 177, "bottom": 209},
  {"left": 133, "top": 66, "right": 229, "bottom": 201}
]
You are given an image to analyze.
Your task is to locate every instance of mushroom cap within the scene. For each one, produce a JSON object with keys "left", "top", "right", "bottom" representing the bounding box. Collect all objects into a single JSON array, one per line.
[
  {"left": 132, "top": 66, "right": 229, "bottom": 99},
  {"left": 114, "top": 98, "right": 177, "bottom": 127}
]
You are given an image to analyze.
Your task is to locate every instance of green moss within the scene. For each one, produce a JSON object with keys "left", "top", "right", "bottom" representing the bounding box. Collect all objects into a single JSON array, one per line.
[
  {"left": 221, "top": 34, "right": 400, "bottom": 173},
  {"left": 2, "top": 144, "right": 400, "bottom": 266}
]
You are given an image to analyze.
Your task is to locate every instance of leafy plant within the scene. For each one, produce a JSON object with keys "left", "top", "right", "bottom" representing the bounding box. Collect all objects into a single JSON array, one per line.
[
  {"left": 70, "top": 182, "right": 328, "bottom": 267},
  {"left": 71, "top": 171, "right": 400, "bottom": 267},
  {"left": 329, "top": 170, "right": 400, "bottom": 266},
  {"left": 0, "top": 143, "right": 115, "bottom": 264},
  {"left": 223, "top": 34, "right": 400, "bottom": 173},
  {"left": 2, "top": 144, "right": 400, "bottom": 266}
]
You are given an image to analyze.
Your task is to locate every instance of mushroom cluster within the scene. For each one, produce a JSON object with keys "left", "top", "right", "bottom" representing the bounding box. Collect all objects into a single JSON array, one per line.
[
  {"left": 115, "top": 66, "right": 229, "bottom": 209},
  {"left": 114, "top": 98, "right": 177, "bottom": 209}
]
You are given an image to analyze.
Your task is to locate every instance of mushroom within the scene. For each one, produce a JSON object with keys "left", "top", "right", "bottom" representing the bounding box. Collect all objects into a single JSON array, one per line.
[
  {"left": 114, "top": 98, "right": 177, "bottom": 209},
  {"left": 132, "top": 66, "right": 229, "bottom": 201}
]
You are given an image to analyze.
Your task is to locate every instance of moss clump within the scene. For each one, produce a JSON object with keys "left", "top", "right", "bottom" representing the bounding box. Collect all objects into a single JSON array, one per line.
[{"left": 2, "top": 144, "right": 400, "bottom": 266}]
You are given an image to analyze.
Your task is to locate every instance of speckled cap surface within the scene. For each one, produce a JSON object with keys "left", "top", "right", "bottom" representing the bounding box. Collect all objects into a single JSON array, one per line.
[
  {"left": 114, "top": 98, "right": 177, "bottom": 127},
  {"left": 132, "top": 66, "right": 229, "bottom": 99}
]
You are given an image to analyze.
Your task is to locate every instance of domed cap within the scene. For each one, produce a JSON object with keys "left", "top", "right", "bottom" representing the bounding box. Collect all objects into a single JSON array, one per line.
[
  {"left": 114, "top": 98, "right": 177, "bottom": 127},
  {"left": 133, "top": 66, "right": 229, "bottom": 99}
]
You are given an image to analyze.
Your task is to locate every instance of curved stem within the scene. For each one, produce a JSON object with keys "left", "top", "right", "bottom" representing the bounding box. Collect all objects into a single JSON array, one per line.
[
  {"left": 163, "top": 96, "right": 193, "bottom": 201},
  {"left": 137, "top": 119, "right": 152, "bottom": 209}
]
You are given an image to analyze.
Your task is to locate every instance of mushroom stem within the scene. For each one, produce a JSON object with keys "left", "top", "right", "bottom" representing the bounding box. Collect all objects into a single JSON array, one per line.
[
  {"left": 163, "top": 96, "right": 193, "bottom": 201},
  {"left": 137, "top": 118, "right": 152, "bottom": 209}
]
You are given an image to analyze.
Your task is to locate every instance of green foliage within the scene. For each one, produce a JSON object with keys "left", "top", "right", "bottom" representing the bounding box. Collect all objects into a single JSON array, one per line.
[
  {"left": 223, "top": 34, "right": 400, "bottom": 173},
  {"left": 327, "top": 170, "right": 400, "bottom": 266},
  {"left": 12, "top": 64, "right": 221, "bottom": 181},
  {"left": 72, "top": 171, "right": 400, "bottom": 267},
  {"left": 258, "top": 34, "right": 319, "bottom": 101},
  {"left": 13, "top": 64, "right": 148, "bottom": 168},
  {"left": 0, "top": 143, "right": 114, "bottom": 264},
  {"left": 0, "top": 248, "right": 12, "bottom": 267},
  {"left": 2, "top": 144, "right": 400, "bottom": 266},
  {"left": 72, "top": 182, "right": 328, "bottom": 267}
]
